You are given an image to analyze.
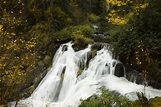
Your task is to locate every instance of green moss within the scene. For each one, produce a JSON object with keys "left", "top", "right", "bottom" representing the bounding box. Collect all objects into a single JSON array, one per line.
[
  {"left": 77, "top": 68, "right": 84, "bottom": 77},
  {"left": 149, "top": 97, "right": 161, "bottom": 107},
  {"left": 29, "top": 86, "right": 35, "bottom": 95},
  {"left": 61, "top": 73, "right": 64, "bottom": 81},
  {"left": 52, "top": 25, "right": 94, "bottom": 43},
  {"left": 79, "top": 99, "right": 100, "bottom": 107},
  {"left": 91, "top": 49, "right": 97, "bottom": 59},
  {"left": 130, "top": 94, "right": 161, "bottom": 107},
  {"left": 43, "top": 55, "right": 51, "bottom": 65},
  {"left": 0, "top": 105, "right": 7, "bottom": 107},
  {"left": 73, "top": 35, "right": 94, "bottom": 49}
]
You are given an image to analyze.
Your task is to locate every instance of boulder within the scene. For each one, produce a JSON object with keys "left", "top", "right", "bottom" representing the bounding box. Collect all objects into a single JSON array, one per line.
[{"left": 114, "top": 63, "right": 124, "bottom": 77}]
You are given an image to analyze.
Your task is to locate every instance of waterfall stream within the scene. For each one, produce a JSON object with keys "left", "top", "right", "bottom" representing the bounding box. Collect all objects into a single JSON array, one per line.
[{"left": 9, "top": 42, "right": 161, "bottom": 107}]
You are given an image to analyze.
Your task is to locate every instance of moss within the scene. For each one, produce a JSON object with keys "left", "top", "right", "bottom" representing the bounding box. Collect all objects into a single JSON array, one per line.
[
  {"left": 61, "top": 73, "right": 64, "bottom": 81},
  {"left": 52, "top": 25, "right": 94, "bottom": 43},
  {"left": 91, "top": 49, "right": 97, "bottom": 59},
  {"left": 43, "top": 55, "right": 51, "bottom": 65},
  {"left": 149, "top": 97, "right": 161, "bottom": 107},
  {"left": 77, "top": 68, "right": 84, "bottom": 77},
  {"left": 0, "top": 105, "right": 7, "bottom": 107},
  {"left": 29, "top": 86, "right": 35, "bottom": 95},
  {"left": 73, "top": 35, "right": 94, "bottom": 49},
  {"left": 130, "top": 94, "right": 161, "bottom": 107}
]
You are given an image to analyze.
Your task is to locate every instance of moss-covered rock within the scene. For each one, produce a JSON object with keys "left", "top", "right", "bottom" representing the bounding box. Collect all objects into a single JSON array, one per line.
[
  {"left": 149, "top": 97, "right": 161, "bottom": 107},
  {"left": 73, "top": 35, "right": 94, "bottom": 50},
  {"left": 43, "top": 55, "right": 52, "bottom": 65},
  {"left": 77, "top": 68, "right": 84, "bottom": 77}
]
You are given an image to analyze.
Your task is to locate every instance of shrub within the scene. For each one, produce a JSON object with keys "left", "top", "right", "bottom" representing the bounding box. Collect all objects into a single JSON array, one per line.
[
  {"left": 52, "top": 25, "right": 94, "bottom": 43},
  {"left": 73, "top": 35, "right": 94, "bottom": 49},
  {"left": 79, "top": 90, "right": 132, "bottom": 107}
]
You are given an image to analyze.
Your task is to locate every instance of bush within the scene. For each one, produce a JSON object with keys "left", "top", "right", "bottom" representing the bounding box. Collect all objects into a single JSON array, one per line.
[
  {"left": 52, "top": 27, "right": 72, "bottom": 42},
  {"left": 79, "top": 90, "right": 132, "bottom": 107},
  {"left": 73, "top": 35, "right": 94, "bottom": 49},
  {"left": 52, "top": 25, "right": 94, "bottom": 43}
]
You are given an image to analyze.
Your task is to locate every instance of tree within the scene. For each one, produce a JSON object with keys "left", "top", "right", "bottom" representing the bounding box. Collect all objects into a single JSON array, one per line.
[
  {"left": 108, "top": 0, "right": 161, "bottom": 88},
  {"left": 106, "top": 0, "right": 148, "bottom": 25}
]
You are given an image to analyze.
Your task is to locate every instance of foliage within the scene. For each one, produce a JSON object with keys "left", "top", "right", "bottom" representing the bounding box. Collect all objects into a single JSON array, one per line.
[
  {"left": 73, "top": 35, "right": 94, "bottom": 49},
  {"left": 80, "top": 91, "right": 161, "bottom": 107},
  {"left": 88, "top": 14, "right": 99, "bottom": 23},
  {"left": 149, "top": 97, "right": 161, "bottom": 107},
  {"left": 79, "top": 90, "right": 132, "bottom": 107},
  {"left": 52, "top": 25, "right": 94, "bottom": 42},
  {"left": 44, "top": 6, "right": 73, "bottom": 30},
  {"left": 106, "top": 0, "right": 149, "bottom": 25},
  {"left": 109, "top": 0, "right": 161, "bottom": 88},
  {"left": 1, "top": 0, "right": 107, "bottom": 104},
  {"left": 107, "top": 9, "right": 128, "bottom": 25},
  {"left": 131, "top": 94, "right": 161, "bottom": 107},
  {"left": 1, "top": 0, "right": 160, "bottom": 105},
  {"left": 0, "top": 0, "right": 70, "bottom": 104}
]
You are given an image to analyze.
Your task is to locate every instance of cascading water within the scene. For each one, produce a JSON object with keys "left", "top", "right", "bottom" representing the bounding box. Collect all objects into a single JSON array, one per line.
[{"left": 9, "top": 42, "right": 161, "bottom": 107}]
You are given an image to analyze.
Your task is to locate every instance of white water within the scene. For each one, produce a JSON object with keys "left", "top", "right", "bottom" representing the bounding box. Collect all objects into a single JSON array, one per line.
[{"left": 9, "top": 42, "right": 161, "bottom": 107}]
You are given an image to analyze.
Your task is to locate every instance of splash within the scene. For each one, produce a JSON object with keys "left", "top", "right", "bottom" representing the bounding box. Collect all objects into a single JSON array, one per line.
[{"left": 9, "top": 42, "right": 161, "bottom": 107}]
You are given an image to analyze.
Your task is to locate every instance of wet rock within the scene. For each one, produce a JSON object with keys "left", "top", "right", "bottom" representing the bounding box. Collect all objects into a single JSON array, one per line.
[
  {"left": 86, "top": 94, "right": 99, "bottom": 101},
  {"left": 135, "top": 74, "right": 145, "bottom": 85},
  {"left": 125, "top": 92, "right": 138, "bottom": 100},
  {"left": 91, "top": 42, "right": 103, "bottom": 51},
  {"left": 126, "top": 70, "right": 146, "bottom": 85},
  {"left": 112, "top": 61, "right": 116, "bottom": 67},
  {"left": 126, "top": 70, "right": 139, "bottom": 82},
  {"left": 77, "top": 68, "right": 83, "bottom": 77},
  {"left": 62, "top": 45, "right": 68, "bottom": 52},
  {"left": 86, "top": 51, "right": 92, "bottom": 68},
  {"left": 114, "top": 63, "right": 124, "bottom": 77},
  {"left": 111, "top": 90, "right": 121, "bottom": 97}
]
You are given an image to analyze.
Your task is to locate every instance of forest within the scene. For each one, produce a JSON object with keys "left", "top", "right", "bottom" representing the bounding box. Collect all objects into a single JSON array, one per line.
[{"left": 0, "top": 0, "right": 161, "bottom": 106}]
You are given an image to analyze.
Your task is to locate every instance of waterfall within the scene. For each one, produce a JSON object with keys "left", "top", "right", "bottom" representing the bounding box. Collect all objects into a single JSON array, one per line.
[{"left": 9, "top": 42, "right": 161, "bottom": 107}]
